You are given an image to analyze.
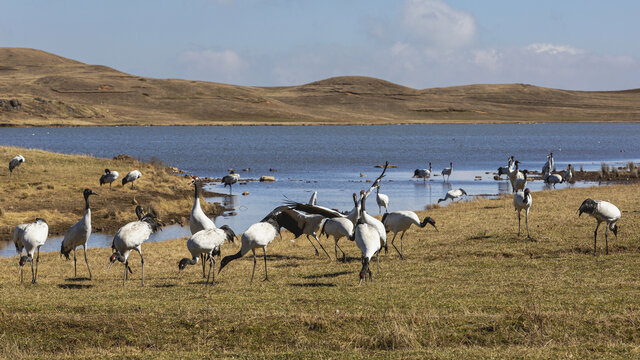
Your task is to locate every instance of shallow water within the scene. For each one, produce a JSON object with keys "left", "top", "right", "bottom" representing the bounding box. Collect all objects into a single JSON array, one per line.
[{"left": 1, "top": 123, "right": 638, "bottom": 257}]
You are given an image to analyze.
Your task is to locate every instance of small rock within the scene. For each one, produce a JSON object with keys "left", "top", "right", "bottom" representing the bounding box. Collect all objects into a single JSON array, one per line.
[
  {"left": 242, "top": 192, "right": 249, "bottom": 196},
  {"left": 360, "top": 173, "right": 366, "bottom": 177},
  {"left": 269, "top": 168, "right": 277, "bottom": 172},
  {"left": 260, "top": 176, "right": 275, "bottom": 182}
]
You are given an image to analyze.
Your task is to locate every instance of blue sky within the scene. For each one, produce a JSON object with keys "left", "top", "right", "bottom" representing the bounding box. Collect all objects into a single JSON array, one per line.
[{"left": 1, "top": 0, "right": 638, "bottom": 90}]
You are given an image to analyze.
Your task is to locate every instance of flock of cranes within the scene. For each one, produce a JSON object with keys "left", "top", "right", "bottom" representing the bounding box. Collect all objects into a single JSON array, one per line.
[{"left": 6, "top": 152, "right": 623, "bottom": 286}]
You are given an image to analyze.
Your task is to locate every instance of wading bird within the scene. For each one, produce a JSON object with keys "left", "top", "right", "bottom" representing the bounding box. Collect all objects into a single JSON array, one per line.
[
  {"left": 353, "top": 192, "right": 381, "bottom": 286},
  {"left": 442, "top": 162, "right": 453, "bottom": 182},
  {"left": 60, "top": 189, "right": 98, "bottom": 279},
  {"left": 376, "top": 184, "right": 389, "bottom": 214},
  {"left": 219, "top": 208, "right": 303, "bottom": 284},
  {"left": 564, "top": 164, "right": 574, "bottom": 183},
  {"left": 222, "top": 170, "right": 240, "bottom": 194},
  {"left": 542, "top": 152, "right": 555, "bottom": 175},
  {"left": 413, "top": 163, "right": 432, "bottom": 182},
  {"left": 190, "top": 176, "right": 217, "bottom": 278},
  {"left": 438, "top": 188, "right": 467, "bottom": 203},
  {"left": 9, "top": 155, "right": 24, "bottom": 177},
  {"left": 578, "top": 199, "right": 621, "bottom": 256},
  {"left": 308, "top": 191, "right": 317, "bottom": 206},
  {"left": 99, "top": 169, "right": 119, "bottom": 190},
  {"left": 513, "top": 188, "right": 532, "bottom": 239},
  {"left": 109, "top": 207, "right": 161, "bottom": 286},
  {"left": 178, "top": 225, "right": 236, "bottom": 286},
  {"left": 497, "top": 156, "right": 514, "bottom": 178},
  {"left": 319, "top": 193, "right": 358, "bottom": 262},
  {"left": 122, "top": 170, "right": 142, "bottom": 189},
  {"left": 12, "top": 223, "right": 27, "bottom": 281},
  {"left": 544, "top": 168, "right": 562, "bottom": 188},
  {"left": 17, "top": 218, "right": 49, "bottom": 283},
  {"left": 381, "top": 211, "right": 437, "bottom": 259}
]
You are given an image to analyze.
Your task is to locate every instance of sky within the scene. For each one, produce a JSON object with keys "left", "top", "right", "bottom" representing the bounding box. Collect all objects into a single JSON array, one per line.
[{"left": 1, "top": 0, "right": 639, "bottom": 90}]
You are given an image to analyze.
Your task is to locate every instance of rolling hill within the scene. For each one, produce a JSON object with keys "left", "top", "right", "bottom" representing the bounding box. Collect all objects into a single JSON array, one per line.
[{"left": 1, "top": 48, "right": 639, "bottom": 126}]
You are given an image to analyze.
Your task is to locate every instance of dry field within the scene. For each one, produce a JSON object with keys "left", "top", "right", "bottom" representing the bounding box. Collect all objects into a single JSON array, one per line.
[
  {"left": 1, "top": 166, "right": 640, "bottom": 358},
  {"left": 1, "top": 48, "right": 640, "bottom": 126},
  {"left": 0, "top": 146, "right": 220, "bottom": 238}
]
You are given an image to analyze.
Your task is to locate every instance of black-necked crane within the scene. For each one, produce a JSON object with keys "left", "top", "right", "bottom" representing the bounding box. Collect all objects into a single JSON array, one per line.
[
  {"left": 219, "top": 208, "right": 303, "bottom": 284},
  {"left": 413, "top": 162, "right": 432, "bottom": 182},
  {"left": 544, "top": 168, "right": 562, "bottom": 188},
  {"left": 179, "top": 225, "right": 236, "bottom": 286},
  {"left": 99, "top": 169, "right": 119, "bottom": 190},
  {"left": 376, "top": 184, "right": 389, "bottom": 214},
  {"left": 359, "top": 189, "right": 387, "bottom": 270},
  {"left": 282, "top": 207, "right": 331, "bottom": 259},
  {"left": 190, "top": 176, "right": 217, "bottom": 278},
  {"left": 512, "top": 161, "right": 527, "bottom": 193},
  {"left": 60, "top": 188, "right": 98, "bottom": 279},
  {"left": 16, "top": 218, "right": 48, "bottom": 283},
  {"left": 578, "top": 199, "right": 621, "bottom": 256},
  {"left": 109, "top": 207, "right": 161, "bottom": 286},
  {"left": 319, "top": 193, "right": 358, "bottom": 262},
  {"left": 381, "top": 211, "right": 437, "bottom": 259},
  {"left": 513, "top": 188, "right": 532, "bottom": 239},
  {"left": 353, "top": 191, "right": 381, "bottom": 286},
  {"left": 497, "top": 156, "right": 514, "bottom": 178},
  {"left": 564, "top": 164, "right": 573, "bottom": 183},
  {"left": 222, "top": 170, "right": 240, "bottom": 194},
  {"left": 441, "top": 162, "right": 453, "bottom": 182},
  {"left": 308, "top": 191, "right": 317, "bottom": 206},
  {"left": 438, "top": 188, "right": 467, "bottom": 203},
  {"left": 12, "top": 223, "right": 27, "bottom": 282},
  {"left": 122, "top": 170, "right": 142, "bottom": 189},
  {"left": 9, "top": 155, "right": 24, "bottom": 177},
  {"left": 542, "top": 152, "right": 555, "bottom": 174}
]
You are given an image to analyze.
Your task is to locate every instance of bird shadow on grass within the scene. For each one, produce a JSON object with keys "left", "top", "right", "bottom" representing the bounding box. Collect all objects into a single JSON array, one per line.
[
  {"left": 268, "top": 254, "right": 309, "bottom": 261},
  {"left": 290, "top": 283, "right": 336, "bottom": 288},
  {"left": 302, "top": 271, "right": 350, "bottom": 280},
  {"left": 58, "top": 283, "right": 93, "bottom": 289},
  {"left": 64, "top": 277, "right": 91, "bottom": 282},
  {"left": 152, "top": 284, "right": 176, "bottom": 288},
  {"left": 466, "top": 234, "right": 492, "bottom": 241}
]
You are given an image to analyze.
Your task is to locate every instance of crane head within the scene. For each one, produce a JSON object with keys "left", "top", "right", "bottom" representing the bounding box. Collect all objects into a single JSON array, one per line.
[
  {"left": 178, "top": 258, "right": 191, "bottom": 271},
  {"left": 612, "top": 224, "right": 619, "bottom": 237},
  {"left": 18, "top": 255, "right": 31, "bottom": 267},
  {"left": 358, "top": 257, "right": 370, "bottom": 286},
  {"left": 421, "top": 216, "right": 438, "bottom": 231}
]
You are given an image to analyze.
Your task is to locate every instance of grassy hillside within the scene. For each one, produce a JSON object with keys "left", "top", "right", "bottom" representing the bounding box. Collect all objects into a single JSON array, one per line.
[
  {"left": 1, "top": 179, "right": 640, "bottom": 358},
  {"left": 1, "top": 48, "right": 640, "bottom": 126}
]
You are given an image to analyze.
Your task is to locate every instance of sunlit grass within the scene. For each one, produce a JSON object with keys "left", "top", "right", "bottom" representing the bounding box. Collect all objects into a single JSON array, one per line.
[{"left": 1, "top": 173, "right": 640, "bottom": 357}]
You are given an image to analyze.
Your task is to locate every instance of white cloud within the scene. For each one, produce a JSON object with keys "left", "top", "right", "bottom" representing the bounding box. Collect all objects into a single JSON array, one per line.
[
  {"left": 179, "top": 49, "right": 247, "bottom": 83},
  {"left": 526, "top": 43, "right": 585, "bottom": 56},
  {"left": 402, "top": 0, "right": 476, "bottom": 48}
]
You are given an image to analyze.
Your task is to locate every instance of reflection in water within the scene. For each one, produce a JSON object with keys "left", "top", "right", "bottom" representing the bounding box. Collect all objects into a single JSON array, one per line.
[{"left": 497, "top": 180, "right": 512, "bottom": 194}]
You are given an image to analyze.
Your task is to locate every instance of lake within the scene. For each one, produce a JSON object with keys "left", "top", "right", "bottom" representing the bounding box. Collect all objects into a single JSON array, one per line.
[{"left": 1, "top": 123, "right": 638, "bottom": 257}]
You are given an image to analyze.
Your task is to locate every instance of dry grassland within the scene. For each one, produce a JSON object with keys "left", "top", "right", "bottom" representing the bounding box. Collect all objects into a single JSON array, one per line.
[{"left": 1, "top": 172, "right": 640, "bottom": 358}]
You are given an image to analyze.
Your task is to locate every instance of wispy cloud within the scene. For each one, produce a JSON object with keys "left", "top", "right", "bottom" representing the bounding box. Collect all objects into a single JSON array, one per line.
[
  {"left": 402, "top": 0, "right": 476, "bottom": 48},
  {"left": 179, "top": 49, "right": 248, "bottom": 83}
]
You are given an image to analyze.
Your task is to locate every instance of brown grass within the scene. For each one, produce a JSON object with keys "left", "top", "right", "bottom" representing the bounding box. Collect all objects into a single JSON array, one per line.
[
  {"left": 1, "top": 48, "right": 640, "bottom": 127},
  {"left": 1, "top": 177, "right": 640, "bottom": 358},
  {"left": 0, "top": 146, "right": 220, "bottom": 237}
]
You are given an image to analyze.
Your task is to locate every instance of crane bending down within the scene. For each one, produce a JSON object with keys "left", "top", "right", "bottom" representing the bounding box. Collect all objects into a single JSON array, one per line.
[
  {"left": 60, "top": 189, "right": 98, "bottom": 279},
  {"left": 16, "top": 218, "right": 49, "bottom": 283},
  {"left": 100, "top": 169, "right": 119, "bottom": 190},
  {"left": 109, "top": 207, "right": 162, "bottom": 286},
  {"left": 381, "top": 211, "right": 437, "bottom": 259},
  {"left": 122, "top": 170, "right": 142, "bottom": 189},
  {"left": 190, "top": 176, "right": 217, "bottom": 278},
  {"left": 438, "top": 188, "right": 467, "bottom": 203},
  {"left": 219, "top": 208, "right": 303, "bottom": 284},
  {"left": 319, "top": 193, "right": 358, "bottom": 262},
  {"left": 578, "top": 199, "right": 621, "bottom": 256},
  {"left": 353, "top": 191, "right": 381, "bottom": 285},
  {"left": 513, "top": 188, "right": 532, "bottom": 239},
  {"left": 179, "top": 226, "right": 236, "bottom": 285},
  {"left": 9, "top": 155, "right": 25, "bottom": 177}
]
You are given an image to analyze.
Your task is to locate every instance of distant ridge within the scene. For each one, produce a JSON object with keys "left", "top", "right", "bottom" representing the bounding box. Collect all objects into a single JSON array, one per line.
[{"left": 0, "top": 47, "right": 639, "bottom": 126}]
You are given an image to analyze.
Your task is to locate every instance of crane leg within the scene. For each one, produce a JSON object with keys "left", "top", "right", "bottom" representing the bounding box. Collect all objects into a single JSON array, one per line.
[
  {"left": 201, "top": 253, "right": 207, "bottom": 278},
  {"left": 123, "top": 260, "right": 128, "bottom": 287},
  {"left": 31, "top": 259, "right": 35, "bottom": 284},
  {"left": 140, "top": 252, "right": 145, "bottom": 287},
  {"left": 306, "top": 235, "right": 320, "bottom": 256},
  {"left": 33, "top": 249, "right": 40, "bottom": 284},
  {"left": 83, "top": 245, "right": 92, "bottom": 279},
  {"left": 206, "top": 255, "right": 214, "bottom": 286},
  {"left": 391, "top": 233, "right": 402, "bottom": 259},
  {"left": 605, "top": 227, "right": 609, "bottom": 255},
  {"left": 400, "top": 231, "right": 406, "bottom": 259},
  {"left": 525, "top": 210, "right": 531, "bottom": 240},
  {"left": 593, "top": 222, "right": 600, "bottom": 256},
  {"left": 18, "top": 264, "right": 22, "bottom": 283},
  {"left": 312, "top": 233, "right": 331, "bottom": 259},
  {"left": 376, "top": 250, "right": 380, "bottom": 273},
  {"left": 73, "top": 248, "right": 77, "bottom": 278},
  {"left": 250, "top": 249, "right": 256, "bottom": 285},
  {"left": 263, "top": 248, "right": 269, "bottom": 282},
  {"left": 335, "top": 239, "right": 347, "bottom": 262},
  {"left": 517, "top": 210, "right": 521, "bottom": 236}
]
